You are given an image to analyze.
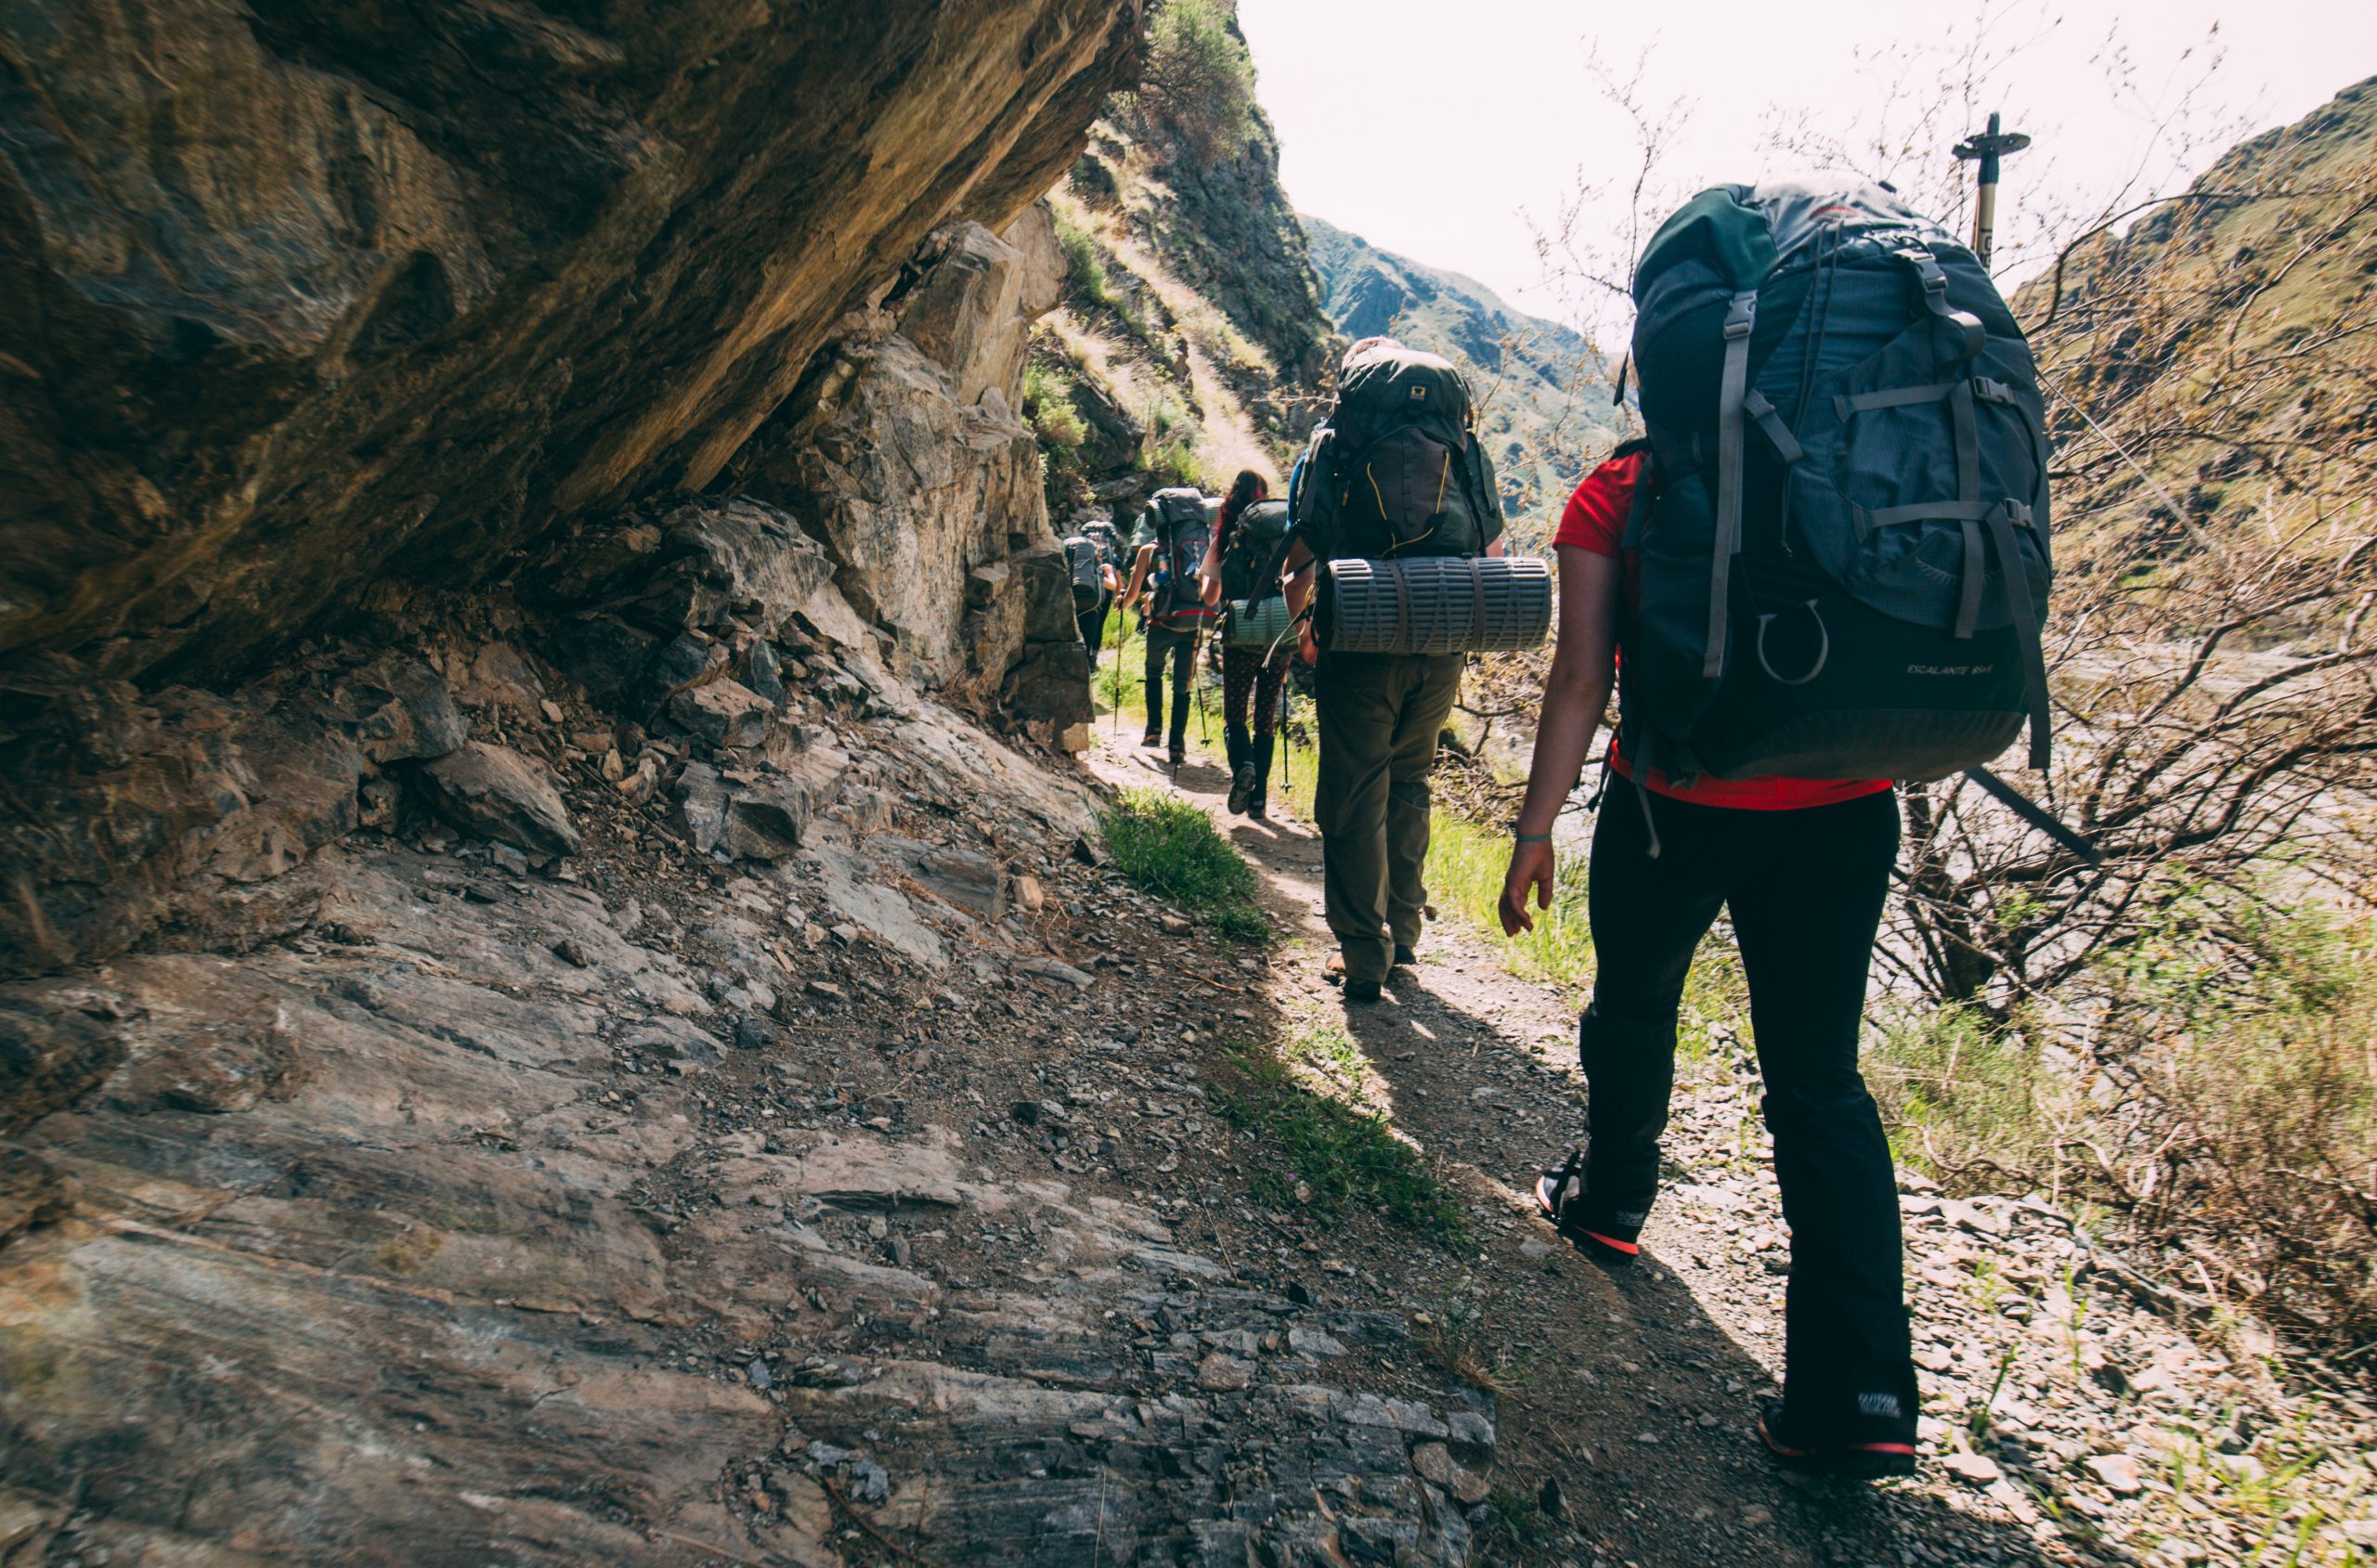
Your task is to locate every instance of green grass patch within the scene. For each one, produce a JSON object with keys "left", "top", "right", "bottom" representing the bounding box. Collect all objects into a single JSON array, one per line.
[
  {"left": 1214, "top": 1037, "right": 1465, "bottom": 1246},
  {"left": 1052, "top": 208, "right": 1113, "bottom": 310},
  {"left": 1099, "top": 786, "right": 1268, "bottom": 942},
  {"left": 1423, "top": 811, "right": 1593, "bottom": 992}
]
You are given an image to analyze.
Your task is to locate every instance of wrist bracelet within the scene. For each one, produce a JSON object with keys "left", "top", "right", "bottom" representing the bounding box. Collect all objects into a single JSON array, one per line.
[{"left": 1513, "top": 831, "right": 1552, "bottom": 844}]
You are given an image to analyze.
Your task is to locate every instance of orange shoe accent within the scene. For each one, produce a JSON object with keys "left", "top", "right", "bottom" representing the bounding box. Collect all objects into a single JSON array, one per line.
[{"left": 1583, "top": 1230, "right": 1639, "bottom": 1255}]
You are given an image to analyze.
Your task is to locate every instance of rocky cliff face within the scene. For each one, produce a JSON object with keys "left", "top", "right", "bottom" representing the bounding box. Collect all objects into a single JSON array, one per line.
[{"left": 0, "top": 0, "right": 1139, "bottom": 685}]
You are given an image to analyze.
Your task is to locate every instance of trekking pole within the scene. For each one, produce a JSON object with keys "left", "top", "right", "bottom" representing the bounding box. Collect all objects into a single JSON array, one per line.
[{"left": 1953, "top": 112, "right": 2030, "bottom": 271}]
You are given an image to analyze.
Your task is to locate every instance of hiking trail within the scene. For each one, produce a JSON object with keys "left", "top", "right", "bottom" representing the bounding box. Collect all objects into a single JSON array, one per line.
[{"left": 1087, "top": 722, "right": 2257, "bottom": 1568}]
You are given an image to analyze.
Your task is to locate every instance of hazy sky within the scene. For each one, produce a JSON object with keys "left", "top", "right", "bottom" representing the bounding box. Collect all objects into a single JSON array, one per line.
[{"left": 1238, "top": 0, "right": 2377, "bottom": 335}]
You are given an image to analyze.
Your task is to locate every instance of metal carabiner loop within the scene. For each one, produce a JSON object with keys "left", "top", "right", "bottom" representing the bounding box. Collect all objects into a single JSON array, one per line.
[{"left": 1756, "top": 599, "right": 1830, "bottom": 687}]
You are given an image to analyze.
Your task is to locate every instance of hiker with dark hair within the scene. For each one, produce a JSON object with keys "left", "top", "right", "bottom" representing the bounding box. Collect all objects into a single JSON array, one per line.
[
  {"left": 1504, "top": 183, "right": 2058, "bottom": 1480},
  {"left": 1200, "top": 469, "right": 1292, "bottom": 818},
  {"left": 1282, "top": 337, "right": 1507, "bottom": 1004},
  {"left": 1121, "top": 486, "right": 1219, "bottom": 767}
]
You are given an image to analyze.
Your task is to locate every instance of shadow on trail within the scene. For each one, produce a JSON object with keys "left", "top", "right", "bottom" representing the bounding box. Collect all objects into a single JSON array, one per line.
[
  {"left": 1091, "top": 722, "right": 2112, "bottom": 1564},
  {"left": 1328, "top": 978, "right": 2117, "bottom": 1567}
]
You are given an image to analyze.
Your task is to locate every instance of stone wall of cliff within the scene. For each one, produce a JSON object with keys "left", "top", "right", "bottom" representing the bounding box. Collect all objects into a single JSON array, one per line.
[{"left": 0, "top": 0, "right": 1140, "bottom": 684}]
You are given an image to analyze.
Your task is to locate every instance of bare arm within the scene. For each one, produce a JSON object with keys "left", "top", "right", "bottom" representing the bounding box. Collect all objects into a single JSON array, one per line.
[
  {"left": 1280, "top": 538, "right": 1318, "bottom": 664},
  {"left": 1200, "top": 531, "right": 1225, "bottom": 606},
  {"left": 1122, "top": 543, "right": 1157, "bottom": 608},
  {"left": 1500, "top": 546, "right": 1620, "bottom": 933}
]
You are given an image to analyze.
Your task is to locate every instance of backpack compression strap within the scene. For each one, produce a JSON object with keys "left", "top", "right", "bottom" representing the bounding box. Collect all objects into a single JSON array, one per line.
[{"left": 1707, "top": 291, "right": 1759, "bottom": 679}]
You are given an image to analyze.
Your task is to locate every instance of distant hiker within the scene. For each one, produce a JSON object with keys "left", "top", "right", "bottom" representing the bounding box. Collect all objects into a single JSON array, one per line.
[
  {"left": 1200, "top": 469, "right": 1292, "bottom": 818},
  {"left": 1283, "top": 338, "right": 1506, "bottom": 1004},
  {"left": 1123, "top": 486, "right": 1219, "bottom": 768},
  {"left": 1505, "top": 184, "right": 2056, "bottom": 1480},
  {"left": 1065, "top": 521, "right": 1124, "bottom": 656}
]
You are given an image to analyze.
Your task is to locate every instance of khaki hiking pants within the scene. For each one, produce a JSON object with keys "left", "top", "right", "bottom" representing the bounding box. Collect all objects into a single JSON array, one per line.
[{"left": 1313, "top": 652, "right": 1463, "bottom": 985}]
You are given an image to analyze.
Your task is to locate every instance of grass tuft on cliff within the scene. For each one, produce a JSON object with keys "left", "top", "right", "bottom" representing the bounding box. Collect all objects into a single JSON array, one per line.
[{"left": 1100, "top": 786, "right": 1268, "bottom": 942}]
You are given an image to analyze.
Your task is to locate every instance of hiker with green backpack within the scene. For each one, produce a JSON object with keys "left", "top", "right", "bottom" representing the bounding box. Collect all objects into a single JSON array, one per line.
[
  {"left": 1282, "top": 337, "right": 1508, "bottom": 1004},
  {"left": 1121, "top": 486, "right": 1219, "bottom": 768},
  {"left": 1199, "top": 469, "right": 1292, "bottom": 819},
  {"left": 1502, "top": 184, "right": 2057, "bottom": 1479}
]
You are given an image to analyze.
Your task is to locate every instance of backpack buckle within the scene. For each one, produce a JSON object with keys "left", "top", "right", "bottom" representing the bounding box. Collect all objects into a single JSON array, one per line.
[{"left": 1722, "top": 294, "right": 1758, "bottom": 340}]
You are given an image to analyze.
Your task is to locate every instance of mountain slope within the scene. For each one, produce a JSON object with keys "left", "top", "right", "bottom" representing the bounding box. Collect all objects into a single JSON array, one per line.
[
  {"left": 1303, "top": 215, "right": 1615, "bottom": 529},
  {"left": 2015, "top": 73, "right": 2377, "bottom": 564}
]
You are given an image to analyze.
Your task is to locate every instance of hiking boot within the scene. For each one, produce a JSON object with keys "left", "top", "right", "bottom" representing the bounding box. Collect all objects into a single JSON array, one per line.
[
  {"left": 1755, "top": 1400, "right": 1917, "bottom": 1480},
  {"left": 1393, "top": 943, "right": 1417, "bottom": 967},
  {"left": 1246, "top": 792, "right": 1268, "bottom": 821},
  {"left": 1343, "top": 978, "right": 1382, "bottom": 1004},
  {"left": 1140, "top": 731, "right": 1163, "bottom": 749},
  {"left": 1227, "top": 763, "right": 1256, "bottom": 815},
  {"left": 1168, "top": 742, "right": 1187, "bottom": 771},
  {"left": 1533, "top": 1148, "right": 1641, "bottom": 1266}
]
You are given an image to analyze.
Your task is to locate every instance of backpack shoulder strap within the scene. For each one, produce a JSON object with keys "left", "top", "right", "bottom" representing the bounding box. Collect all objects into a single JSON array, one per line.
[{"left": 1706, "top": 290, "right": 1759, "bottom": 680}]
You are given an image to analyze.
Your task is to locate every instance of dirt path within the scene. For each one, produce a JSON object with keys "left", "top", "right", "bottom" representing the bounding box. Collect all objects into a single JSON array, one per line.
[{"left": 1087, "top": 731, "right": 2143, "bottom": 1568}]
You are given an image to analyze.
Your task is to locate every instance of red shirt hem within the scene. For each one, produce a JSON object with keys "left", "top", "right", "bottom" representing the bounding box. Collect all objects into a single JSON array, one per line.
[{"left": 1561, "top": 452, "right": 1890, "bottom": 813}]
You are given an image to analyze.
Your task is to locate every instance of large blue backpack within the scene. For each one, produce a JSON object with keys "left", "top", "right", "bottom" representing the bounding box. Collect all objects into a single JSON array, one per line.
[{"left": 1622, "top": 183, "right": 2054, "bottom": 785}]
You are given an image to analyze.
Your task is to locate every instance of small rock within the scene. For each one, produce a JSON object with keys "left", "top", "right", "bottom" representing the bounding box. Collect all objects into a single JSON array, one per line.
[
  {"left": 746, "top": 1359, "right": 773, "bottom": 1391},
  {"left": 805, "top": 979, "right": 845, "bottom": 1003},
  {"left": 1409, "top": 1442, "right": 1490, "bottom": 1505},
  {"left": 552, "top": 938, "right": 594, "bottom": 968},
  {"left": 1195, "top": 1353, "right": 1252, "bottom": 1392},
  {"left": 1013, "top": 874, "right": 1046, "bottom": 914},
  {"left": 1158, "top": 914, "right": 1192, "bottom": 936},
  {"left": 1943, "top": 1452, "right": 2001, "bottom": 1485},
  {"left": 1740, "top": 1505, "right": 1773, "bottom": 1527},
  {"left": 2086, "top": 1453, "right": 2143, "bottom": 1495}
]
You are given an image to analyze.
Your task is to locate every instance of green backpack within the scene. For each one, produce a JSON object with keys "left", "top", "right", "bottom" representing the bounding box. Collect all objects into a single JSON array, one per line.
[{"left": 1292, "top": 341, "right": 1502, "bottom": 563}]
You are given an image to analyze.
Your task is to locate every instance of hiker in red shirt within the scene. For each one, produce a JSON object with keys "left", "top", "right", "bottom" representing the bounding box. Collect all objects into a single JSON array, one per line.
[{"left": 1500, "top": 441, "right": 1917, "bottom": 1478}]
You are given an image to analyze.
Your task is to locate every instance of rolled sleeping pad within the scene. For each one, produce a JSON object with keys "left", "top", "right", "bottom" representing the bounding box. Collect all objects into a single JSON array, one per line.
[
  {"left": 1227, "top": 596, "right": 1297, "bottom": 650},
  {"left": 1320, "top": 556, "right": 1552, "bottom": 655}
]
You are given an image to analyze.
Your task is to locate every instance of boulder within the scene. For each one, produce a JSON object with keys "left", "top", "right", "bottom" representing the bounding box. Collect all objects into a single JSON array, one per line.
[
  {"left": 896, "top": 209, "right": 1065, "bottom": 409},
  {"left": 672, "top": 741, "right": 847, "bottom": 862},
  {"left": 665, "top": 680, "right": 775, "bottom": 753},
  {"left": 747, "top": 333, "right": 1049, "bottom": 684},
  {"left": 412, "top": 744, "right": 578, "bottom": 866}
]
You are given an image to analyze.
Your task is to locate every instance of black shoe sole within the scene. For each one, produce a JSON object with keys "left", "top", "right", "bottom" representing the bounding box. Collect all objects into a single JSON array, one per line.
[
  {"left": 1342, "top": 981, "right": 1382, "bottom": 1004},
  {"left": 1533, "top": 1172, "right": 1640, "bottom": 1267},
  {"left": 1757, "top": 1403, "right": 1917, "bottom": 1479}
]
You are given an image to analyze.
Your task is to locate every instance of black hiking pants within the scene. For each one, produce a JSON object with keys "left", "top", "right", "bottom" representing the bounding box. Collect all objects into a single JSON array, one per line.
[
  {"left": 1580, "top": 784, "right": 1916, "bottom": 1443},
  {"left": 1144, "top": 624, "right": 1197, "bottom": 745}
]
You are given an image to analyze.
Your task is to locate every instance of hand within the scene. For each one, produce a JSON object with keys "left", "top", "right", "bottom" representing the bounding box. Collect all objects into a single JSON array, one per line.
[
  {"left": 1297, "top": 625, "right": 1318, "bottom": 666},
  {"left": 1499, "top": 839, "right": 1555, "bottom": 936}
]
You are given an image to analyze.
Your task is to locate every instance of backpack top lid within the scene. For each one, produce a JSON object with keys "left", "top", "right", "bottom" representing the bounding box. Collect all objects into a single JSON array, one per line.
[
  {"left": 1150, "top": 486, "right": 1210, "bottom": 531},
  {"left": 1632, "top": 181, "right": 1954, "bottom": 300},
  {"left": 1331, "top": 340, "right": 1472, "bottom": 450},
  {"left": 1234, "top": 498, "right": 1289, "bottom": 542}
]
